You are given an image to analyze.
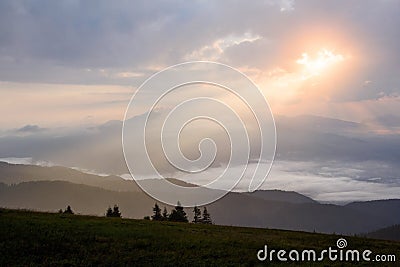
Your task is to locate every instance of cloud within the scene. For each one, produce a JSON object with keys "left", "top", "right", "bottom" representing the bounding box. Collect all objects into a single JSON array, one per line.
[
  {"left": 0, "top": 0, "right": 399, "bottom": 123},
  {"left": 16, "top": 125, "right": 46, "bottom": 133},
  {"left": 0, "top": 1, "right": 399, "bottom": 204},
  {"left": 0, "top": 1, "right": 396, "bottom": 89},
  {"left": 0, "top": 81, "right": 134, "bottom": 128},
  {"left": 175, "top": 160, "right": 400, "bottom": 203},
  {"left": 265, "top": 160, "right": 400, "bottom": 203},
  {"left": 184, "top": 32, "right": 262, "bottom": 61},
  {"left": 0, "top": 157, "right": 54, "bottom": 167},
  {"left": 115, "top": 72, "right": 144, "bottom": 78},
  {"left": 0, "top": 114, "right": 398, "bottom": 202},
  {"left": 279, "top": 0, "right": 295, "bottom": 12}
]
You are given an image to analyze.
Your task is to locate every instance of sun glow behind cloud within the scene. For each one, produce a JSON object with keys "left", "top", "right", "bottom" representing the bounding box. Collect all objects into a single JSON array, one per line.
[
  {"left": 296, "top": 49, "right": 345, "bottom": 79},
  {"left": 256, "top": 48, "right": 346, "bottom": 100},
  {"left": 248, "top": 46, "right": 351, "bottom": 119}
]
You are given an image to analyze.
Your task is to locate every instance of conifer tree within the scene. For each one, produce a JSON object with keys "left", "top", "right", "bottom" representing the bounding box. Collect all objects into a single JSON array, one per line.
[
  {"left": 106, "top": 206, "right": 113, "bottom": 217},
  {"left": 168, "top": 201, "right": 188, "bottom": 222},
  {"left": 106, "top": 204, "right": 121, "bottom": 217},
  {"left": 64, "top": 205, "right": 74, "bottom": 214},
  {"left": 201, "top": 207, "right": 212, "bottom": 224},
  {"left": 112, "top": 204, "right": 121, "bottom": 217},
  {"left": 162, "top": 207, "right": 169, "bottom": 221},
  {"left": 151, "top": 203, "right": 162, "bottom": 221},
  {"left": 193, "top": 205, "right": 201, "bottom": 223}
]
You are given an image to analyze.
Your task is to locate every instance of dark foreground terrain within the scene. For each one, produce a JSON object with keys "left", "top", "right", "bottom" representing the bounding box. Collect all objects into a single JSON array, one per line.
[{"left": 0, "top": 209, "right": 398, "bottom": 266}]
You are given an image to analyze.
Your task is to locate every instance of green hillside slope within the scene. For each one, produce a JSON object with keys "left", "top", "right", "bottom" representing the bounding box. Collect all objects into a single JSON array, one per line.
[{"left": 0, "top": 209, "right": 398, "bottom": 266}]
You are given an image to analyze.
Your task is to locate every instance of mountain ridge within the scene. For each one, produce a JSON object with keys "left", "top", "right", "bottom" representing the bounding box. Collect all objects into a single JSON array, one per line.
[
  {"left": 1, "top": 162, "right": 400, "bottom": 236},
  {"left": 1, "top": 179, "right": 399, "bottom": 235}
]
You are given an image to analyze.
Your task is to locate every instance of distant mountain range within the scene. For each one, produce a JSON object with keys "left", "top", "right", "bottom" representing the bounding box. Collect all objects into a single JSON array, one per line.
[
  {"left": 1, "top": 161, "right": 399, "bottom": 237},
  {"left": 1, "top": 115, "right": 400, "bottom": 175}
]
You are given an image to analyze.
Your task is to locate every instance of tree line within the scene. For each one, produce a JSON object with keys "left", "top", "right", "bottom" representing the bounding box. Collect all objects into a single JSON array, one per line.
[
  {"left": 145, "top": 202, "right": 212, "bottom": 224},
  {"left": 58, "top": 204, "right": 122, "bottom": 217},
  {"left": 58, "top": 202, "right": 212, "bottom": 224}
]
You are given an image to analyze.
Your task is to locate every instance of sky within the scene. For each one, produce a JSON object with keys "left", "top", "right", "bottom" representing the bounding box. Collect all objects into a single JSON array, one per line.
[
  {"left": 0, "top": 0, "right": 400, "bottom": 202},
  {"left": 0, "top": 0, "right": 399, "bottom": 129}
]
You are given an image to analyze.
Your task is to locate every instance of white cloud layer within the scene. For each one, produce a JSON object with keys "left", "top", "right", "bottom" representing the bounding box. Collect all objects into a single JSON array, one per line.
[{"left": 176, "top": 160, "right": 400, "bottom": 203}]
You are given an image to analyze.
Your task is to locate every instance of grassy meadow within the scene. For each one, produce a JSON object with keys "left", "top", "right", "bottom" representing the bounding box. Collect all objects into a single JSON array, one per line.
[{"left": 0, "top": 208, "right": 398, "bottom": 266}]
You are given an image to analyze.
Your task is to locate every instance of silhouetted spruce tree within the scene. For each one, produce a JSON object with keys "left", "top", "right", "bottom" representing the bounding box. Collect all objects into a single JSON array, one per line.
[
  {"left": 162, "top": 207, "right": 169, "bottom": 221},
  {"left": 106, "top": 205, "right": 121, "bottom": 217},
  {"left": 64, "top": 205, "right": 74, "bottom": 214},
  {"left": 151, "top": 203, "right": 162, "bottom": 221},
  {"left": 201, "top": 207, "right": 212, "bottom": 224},
  {"left": 106, "top": 206, "right": 113, "bottom": 217},
  {"left": 168, "top": 201, "right": 188, "bottom": 222},
  {"left": 192, "top": 205, "right": 201, "bottom": 223},
  {"left": 143, "top": 216, "right": 150, "bottom": 220},
  {"left": 112, "top": 205, "right": 121, "bottom": 217}
]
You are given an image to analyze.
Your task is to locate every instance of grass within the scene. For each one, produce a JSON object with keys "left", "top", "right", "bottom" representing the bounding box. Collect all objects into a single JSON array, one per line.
[{"left": 0, "top": 208, "right": 399, "bottom": 266}]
